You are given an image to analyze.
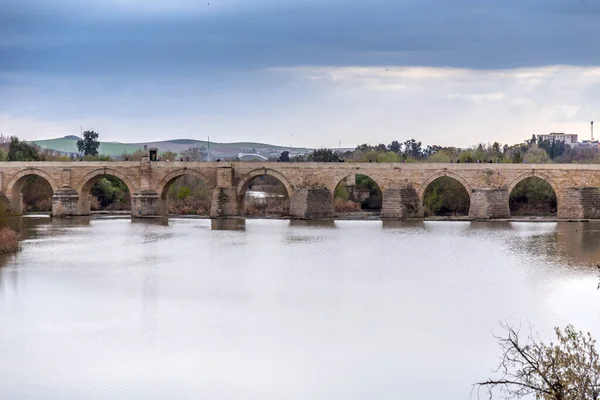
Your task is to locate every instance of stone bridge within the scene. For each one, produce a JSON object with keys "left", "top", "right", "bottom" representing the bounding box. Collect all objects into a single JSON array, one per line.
[{"left": 1, "top": 160, "right": 600, "bottom": 219}]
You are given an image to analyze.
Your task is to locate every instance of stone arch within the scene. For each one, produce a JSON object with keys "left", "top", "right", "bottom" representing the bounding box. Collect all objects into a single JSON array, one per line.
[
  {"left": 4, "top": 169, "right": 59, "bottom": 214},
  {"left": 155, "top": 168, "right": 214, "bottom": 216},
  {"left": 506, "top": 171, "right": 559, "bottom": 216},
  {"left": 418, "top": 171, "right": 473, "bottom": 203},
  {"left": 74, "top": 168, "right": 138, "bottom": 215},
  {"left": 331, "top": 173, "right": 386, "bottom": 195},
  {"left": 5, "top": 169, "right": 60, "bottom": 196},
  {"left": 156, "top": 168, "right": 215, "bottom": 200},
  {"left": 237, "top": 168, "right": 294, "bottom": 199},
  {"left": 237, "top": 168, "right": 293, "bottom": 216},
  {"left": 75, "top": 168, "right": 138, "bottom": 195},
  {"left": 332, "top": 173, "right": 384, "bottom": 211},
  {"left": 506, "top": 171, "right": 560, "bottom": 198}
]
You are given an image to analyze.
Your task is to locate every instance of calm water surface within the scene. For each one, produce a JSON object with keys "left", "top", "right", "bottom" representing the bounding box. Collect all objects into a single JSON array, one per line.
[{"left": 1, "top": 216, "right": 600, "bottom": 399}]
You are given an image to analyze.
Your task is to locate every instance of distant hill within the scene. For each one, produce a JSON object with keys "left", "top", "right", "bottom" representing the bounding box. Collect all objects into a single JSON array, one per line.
[
  {"left": 28, "top": 136, "right": 313, "bottom": 158},
  {"left": 30, "top": 137, "right": 142, "bottom": 156}
]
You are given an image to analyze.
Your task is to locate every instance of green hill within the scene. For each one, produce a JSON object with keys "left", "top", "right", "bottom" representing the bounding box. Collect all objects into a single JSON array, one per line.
[
  {"left": 30, "top": 138, "right": 143, "bottom": 156},
  {"left": 29, "top": 136, "right": 312, "bottom": 158}
]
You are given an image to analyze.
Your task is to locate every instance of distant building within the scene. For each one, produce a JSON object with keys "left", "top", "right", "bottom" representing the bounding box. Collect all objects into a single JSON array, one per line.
[
  {"left": 578, "top": 140, "right": 600, "bottom": 148},
  {"left": 537, "top": 133, "right": 578, "bottom": 145}
]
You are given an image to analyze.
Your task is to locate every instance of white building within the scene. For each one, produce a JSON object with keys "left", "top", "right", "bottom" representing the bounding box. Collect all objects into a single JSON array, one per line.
[{"left": 537, "top": 133, "right": 578, "bottom": 145}]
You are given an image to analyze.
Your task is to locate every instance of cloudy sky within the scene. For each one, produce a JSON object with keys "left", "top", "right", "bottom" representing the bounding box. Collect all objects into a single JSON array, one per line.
[{"left": 1, "top": 0, "right": 600, "bottom": 148}]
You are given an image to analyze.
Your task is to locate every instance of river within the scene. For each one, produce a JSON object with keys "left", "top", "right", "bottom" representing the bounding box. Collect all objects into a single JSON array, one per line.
[{"left": 1, "top": 216, "right": 599, "bottom": 399}]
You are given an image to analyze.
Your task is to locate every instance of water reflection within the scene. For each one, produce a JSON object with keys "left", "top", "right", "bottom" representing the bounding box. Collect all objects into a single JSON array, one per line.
[
  {"left": 130, "top": 216, "right": 169, "bottom": 227},
  {"left": 3, "top": 217, "right": 600, "bottom": 399},
  {"left": 382, "top": 220, "right": 425, "bottom": 230},
  {"left": 288, "top": 219, "right": 336, "bottom": 229},
  {"left": 552, "top": 222, "right": 600, "bottom": 267},
  {"left": 211, "top": 218, "right": 246, "bottom": 231}
]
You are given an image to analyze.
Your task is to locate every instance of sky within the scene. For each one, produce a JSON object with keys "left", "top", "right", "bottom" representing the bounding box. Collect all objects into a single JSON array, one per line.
[{"left": 2, "top": 0, "right": 600, "bottom": 148}]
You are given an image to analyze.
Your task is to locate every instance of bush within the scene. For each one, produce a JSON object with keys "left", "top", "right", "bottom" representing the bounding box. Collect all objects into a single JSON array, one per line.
[
  {"left": 169, "top": 200, "right": 211, "bottom": 216},
  {"left": 0, "top": 228, "right": 20, "bottom": 254},
  {"left": 334, "top": 197, "right": 361, "bottom": 212},
  {"left": 177, "top": 186, "right": 192, "bottom": 201}
]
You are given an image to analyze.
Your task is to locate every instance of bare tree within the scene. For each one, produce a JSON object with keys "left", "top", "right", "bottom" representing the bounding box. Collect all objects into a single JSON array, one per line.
[{"left": 475, "top": 323, "right": 600, "bottom": 400}]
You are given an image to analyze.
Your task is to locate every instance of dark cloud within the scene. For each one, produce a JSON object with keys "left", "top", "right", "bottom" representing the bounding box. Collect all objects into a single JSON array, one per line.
[{"left": 2, "top": 0, "right": 600, "bottom": 76}]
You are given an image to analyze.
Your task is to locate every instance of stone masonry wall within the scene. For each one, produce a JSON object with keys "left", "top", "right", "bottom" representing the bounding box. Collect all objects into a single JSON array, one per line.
[{"left": 4, "top": 162, "right": 600, "bottom": 218}]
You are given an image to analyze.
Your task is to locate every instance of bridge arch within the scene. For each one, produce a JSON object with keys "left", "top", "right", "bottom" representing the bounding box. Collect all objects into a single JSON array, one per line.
[
  {"left": 507, "top": 171, "right": 559, "bottom": 216},
  {"left": 74, "top": 168, "right": 138, "bottom": 215},
  {"left": 418, "top": 171, "right": 472, "bottom": 203},
  {"left": 75, "top": 168, "right": 138, "bottom": 195},
  {"left": 506, "top": 171, "right": 560, "bottom": 198},
  {"left": 4, "top": 169, "right": 59, "bottom": 214},
  {"left": 156, "top": 168, "right": 214, "bottom": 199},
  {"left": 237, "top": 168, "right": 294, "bottom": 199},
  {"left": 333, "top": 173, "right": 384, "bottom": 212},
  {"left": 5, "top": 169, "right": 60, "bottom": 196},
  {"left": 237, "top": 168, "right": 293, "bottom": 216},
  {"left": 156, "top": 168, "right": 214, "bottom": 216}
]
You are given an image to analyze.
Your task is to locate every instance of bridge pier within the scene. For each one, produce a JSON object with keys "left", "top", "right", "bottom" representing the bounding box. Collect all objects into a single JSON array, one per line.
[
  {"left": 559, "top": 188, "right": 600, "bottom": 219},
  {"left": 210, "top": 165, "right": 240, "bottom": 218},
  {"left": 381, "top": 187, "right": 423, "bottom": 219},
  {"left": 290, "top": 188, "right": 334, "bottom": 219},
  {"left": 131, "top": 191, "right": 161, "bottom": 218},
  {"left": 468, "top": 188, "right": 510, "bottom": 219},
  {"left": 52, "top": 188, "right": 80, "bottom": 217}
]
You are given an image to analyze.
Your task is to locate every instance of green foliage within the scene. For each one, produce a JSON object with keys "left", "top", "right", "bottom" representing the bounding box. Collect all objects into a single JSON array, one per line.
[
  {"left": 0, "top": 147, "right": 7, "bottom": 161},
  {"left": 177, "top": 186, "right": 192, "bottom": 201},
  {"left": 356, "top": 175, "right": 382, "bottom": 210},
  {"left": 167, "top": 175, "right": 211, "bottom": 201},
  {"left": 77, "top": 131, "right": 100, "bottom": 156},
  {"left": 477, "top": 324, "right": 600, "bottom": 400},
  {"left": 278, "top": 151, "right": 290, "bottom": 162},
  {"left": 83, "top": 154, "right": 112, "bottom": 161},
  {"left": 160, "top": 151, "right": 178, "bottom": 161},
  {"left": 8, "top": 137, "right": 43, "bottom": 161},
  {"left": 423, "top": 177, "right": 470, "bottom": 216},
  {"left": 509, "top": 177, "right": 557, "bottom": 215},
  {"left": 308, "top": 148, "right": 341, "bottom": 162},
  {"left": 90, "top": 176, "right": 130, "bottom": 209},
  {"left": 334, "top": 184, "right": 350, "bottom": 201},
  {"left": 22, "top": 176, "right": 53, "bottom": 211},
  {"left": 523, "top": 145, "right": 551, "bottom": 164}
]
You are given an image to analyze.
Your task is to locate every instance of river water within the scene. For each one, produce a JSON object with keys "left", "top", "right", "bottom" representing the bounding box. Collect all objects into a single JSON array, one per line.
[{"left": 1, "top": 216, "right": 599, "bottom": 399}]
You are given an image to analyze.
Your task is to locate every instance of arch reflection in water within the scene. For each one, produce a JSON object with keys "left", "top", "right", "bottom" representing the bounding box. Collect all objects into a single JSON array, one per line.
[
  {"left": 288, "top": 220, "right": 336, "bottom": 229},
  {"left": 130, "top": 217, "right": 170, "bottom": 227},
  {"left": 211, "top": 218, "right": 246, "bottom": 231},
  {"left": 382, "top": 220, "right": 425, "bottom": 230}
]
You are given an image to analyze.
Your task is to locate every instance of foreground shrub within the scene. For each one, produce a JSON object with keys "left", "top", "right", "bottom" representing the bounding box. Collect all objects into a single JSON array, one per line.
[
  {"left": 0, "top": 228, "right": 20, "bottom": 254},
  {"left": 334, "top": 197, "right": 361, "bottom": 212}
]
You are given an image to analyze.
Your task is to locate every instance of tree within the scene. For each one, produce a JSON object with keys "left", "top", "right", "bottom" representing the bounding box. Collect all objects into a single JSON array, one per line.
[
  {"left": 76, "top": 131, "right": 100, "bottom": 156},
  {"left": 387, "top": 140, "right": 402, "bottom": 154},
  {"left": 529, "top": 134, "right": 537, "bottom": 147},
  {"left": 160, "top": 151, "right": 178, "bottom": 161},
  {"left": 8, "top": 137, "right": 43, "bottom": 161},
  {"left": 475, "top": 323, "right": 600, "bottom": 400},
  {"left": 308, "top": 148, "right": 341, "bottom": 162},
  {"left": 278, "top": 151, "right": 290, "bottom": 162},
  {"left": 181, "top": 146, "right": 207, "bottom": 161}
]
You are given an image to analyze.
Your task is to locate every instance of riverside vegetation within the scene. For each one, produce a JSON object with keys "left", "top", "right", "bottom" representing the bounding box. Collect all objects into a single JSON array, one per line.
[{"left": 0, "top": 200, "right": 19, "bottom": 254}]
